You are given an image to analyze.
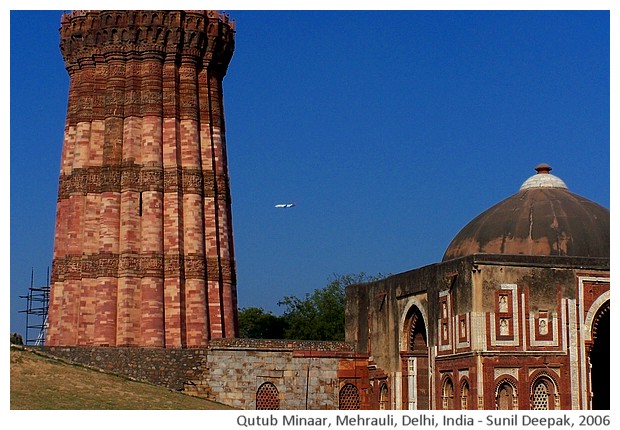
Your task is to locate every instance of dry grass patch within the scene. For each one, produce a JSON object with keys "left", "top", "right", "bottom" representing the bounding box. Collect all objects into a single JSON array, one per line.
[{"left": 10, "top": 346, "right": 235, "bottom": 410}]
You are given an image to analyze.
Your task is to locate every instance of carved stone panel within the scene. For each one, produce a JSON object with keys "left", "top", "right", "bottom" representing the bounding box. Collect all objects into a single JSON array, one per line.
[
  {"left": 141, "top": 168, "right": 164, "bottom": 191},
  {"left": 185, "top": 254, "right": 206, "bottom": 279},
  {"left": 182, "top": 168, "right": 203, "bottom": 195}
]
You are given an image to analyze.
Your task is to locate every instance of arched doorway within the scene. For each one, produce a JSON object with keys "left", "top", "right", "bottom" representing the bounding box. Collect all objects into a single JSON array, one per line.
[
  {"left": 590, "top": 303, "right": 609, "bottom": 410},
  {"left": 401, "top": 305, "right": 429, "bottom": 409}
]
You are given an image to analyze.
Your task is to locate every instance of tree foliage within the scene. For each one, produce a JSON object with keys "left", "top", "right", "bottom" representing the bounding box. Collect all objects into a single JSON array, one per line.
[
  {"left": 278, "top": 272, "right": 386, "bottom": 341},
  {"left": 237, "top": 273, "right": 386, "bottom": 341},
  {"left": 238, "top": 307, "right": 286, "bottom": 339}
]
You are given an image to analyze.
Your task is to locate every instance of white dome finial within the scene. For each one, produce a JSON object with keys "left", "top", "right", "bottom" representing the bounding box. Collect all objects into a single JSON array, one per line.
[{"left": 519, "top": 163, "right": 568, "bottom": 190}]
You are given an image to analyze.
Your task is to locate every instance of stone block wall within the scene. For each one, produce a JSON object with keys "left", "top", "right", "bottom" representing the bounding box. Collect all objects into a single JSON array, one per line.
[
  {"left": 40, "top": 346, "right": 208, "bottom": 391},
  {"left": 39, "top": 339, "right": 370, "bottom": 410},
  {"left": 199, "top": 339, "right": 359, "bottom": 409}
]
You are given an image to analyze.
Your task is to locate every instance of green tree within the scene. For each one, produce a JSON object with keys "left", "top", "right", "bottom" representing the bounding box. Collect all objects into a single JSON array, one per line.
[
  {"left": 278, "top": 272, "right": 386, "bottom": 341},
  {"left": 237, "top": 307, "right": 286, "bottom": 339}
]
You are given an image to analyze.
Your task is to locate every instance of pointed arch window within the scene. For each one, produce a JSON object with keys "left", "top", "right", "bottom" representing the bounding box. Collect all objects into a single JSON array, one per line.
[
  {"left": 530, "top": 376, "right": 558, "bottom": 410},
  {"left": 533, "top": 381, "right": 549, "bottom": 410},
  {"left": 408, "top": 309, "right": 427, "bottom": 352},
  {"left": 496, "top": 381, "right": 517, "bottom": 410},
  {"left": 460, "top": 380, "right": 470, "bottom": 410},
  {"left": 442, "top": 377, "right": 455, "bottom": 410},
  {"left": 379, "top": 383, "right": 389, "bottom": 410}
]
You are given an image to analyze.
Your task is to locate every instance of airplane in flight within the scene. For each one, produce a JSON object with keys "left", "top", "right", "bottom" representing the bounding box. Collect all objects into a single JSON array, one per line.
[{"left": 274, "top": 202, "right": 296, "bottom": 208}]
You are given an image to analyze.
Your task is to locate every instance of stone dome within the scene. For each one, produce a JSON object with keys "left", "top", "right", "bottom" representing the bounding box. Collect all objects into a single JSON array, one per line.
[{"left": 442, "top": 164, "right": 610, "bottom": 261}]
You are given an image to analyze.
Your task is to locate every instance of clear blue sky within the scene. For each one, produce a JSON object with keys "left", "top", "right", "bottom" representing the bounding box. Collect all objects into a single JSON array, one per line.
[{"left": 9, "top": 8, "right": 611, "bottom": 337}]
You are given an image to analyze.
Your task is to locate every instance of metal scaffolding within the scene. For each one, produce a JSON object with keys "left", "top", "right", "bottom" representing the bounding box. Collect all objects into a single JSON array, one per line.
[{"left": 19, "top": 269, "right": 50, "bottom": 345}]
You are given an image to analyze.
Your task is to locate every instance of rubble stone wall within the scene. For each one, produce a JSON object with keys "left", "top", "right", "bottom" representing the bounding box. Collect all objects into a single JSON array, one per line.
[{"left": 39, "top": 339, "right": 362, "bottom": 409}]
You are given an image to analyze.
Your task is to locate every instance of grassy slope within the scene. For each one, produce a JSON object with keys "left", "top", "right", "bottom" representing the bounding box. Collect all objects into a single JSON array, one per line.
[{"left": 10, "top": 346, "right": 235, "bottom": 410}]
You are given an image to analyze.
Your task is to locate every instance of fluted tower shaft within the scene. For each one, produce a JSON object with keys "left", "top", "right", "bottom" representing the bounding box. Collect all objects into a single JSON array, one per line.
[{"left": 47, "top": 10, "right": 238, "bottom": 347}]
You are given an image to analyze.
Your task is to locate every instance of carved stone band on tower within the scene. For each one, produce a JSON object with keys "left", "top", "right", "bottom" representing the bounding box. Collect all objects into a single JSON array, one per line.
[{"left": 47, "top": 10, "right": 238, "bottom": 347}]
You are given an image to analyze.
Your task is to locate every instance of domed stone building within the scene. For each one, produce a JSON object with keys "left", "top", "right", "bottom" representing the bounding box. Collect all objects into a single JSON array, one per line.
[{"left": 345, "top": 164, "right": 610, "bottom": 410}]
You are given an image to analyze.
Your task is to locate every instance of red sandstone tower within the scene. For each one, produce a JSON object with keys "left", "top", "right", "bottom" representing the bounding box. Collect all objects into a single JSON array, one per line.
[{"left": 47, "top": 10, "right": 238, "bottom": 347}]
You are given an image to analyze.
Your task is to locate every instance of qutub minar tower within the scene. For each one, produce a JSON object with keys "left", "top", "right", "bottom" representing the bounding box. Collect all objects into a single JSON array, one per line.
[{"left": 47, "top": 10, "right": 238, "bottom": 347}]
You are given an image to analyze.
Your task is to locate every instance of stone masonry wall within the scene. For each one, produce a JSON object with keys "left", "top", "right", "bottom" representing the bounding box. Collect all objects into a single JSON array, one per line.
[
  {"left": 199, "top": 339, "right": 359, "bottom": 409},
  {"left": 39, "top": 339, "right": 364, "bottom": 410},
  {"left": 40, "top": 346, "right": 208, "bottom": 391}
]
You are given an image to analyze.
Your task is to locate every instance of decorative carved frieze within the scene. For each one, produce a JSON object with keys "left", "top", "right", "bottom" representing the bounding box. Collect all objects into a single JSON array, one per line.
[
  {"left": 92, "top": 94, "right": 106, "bottom": 116},
  {"left": 100, "top": 166, "right": 122, "bottom": 192},
  {"left": 58, "top": 165, "right": 223, "bottom": 197},
  {"left": 65, "top": 255, "right": 83, "bottom": 280},
  {"left": 104, "top": 89, "right": 125, "bottom": 118},
  {"left": 81, "top": 255, "right": 99, "bottom": 277},
  {"left": 178, "top": 62, "right": 199, "bottom": 120},
  {"left": 140, "top": 90, "right": 163, "bottom": 115},
  {"left": 58, "top": 166, "right": 121, "bottom": 196},
  {"left": 52, "top": 253, "right": 174, "bottom": 278},
  {"left": 50, "top": 259, "right": 63, "bottom": 283},
  {"left": 220, "top": 259, "right": 236, "bottom": 283},
  {"left": 164, "top": 168, "right": 181, "bottom": 193},
  {"left": 107, "top": 63, "right": 126, "bottom": 78},
  {"left": 162, "top": 91, "right": 179, "bottom": 117},
  {"left": 141, "top": 167, "right": 164, "bottom": 191},
  {"left": 123, "top": 89, "right": 140, "bottom": 105},
  {"left": 118, "top": 254, "right": 140, "bottom": 274},
  {"left": 72, "top": 168, "right": 89, "bottom": 195},
  {"left": 123, "top": 89, "right": 141, "bottom": 117},
  {"left": 203, "top": 172, "right": 216, "bottom": 197},
  {"left": 87, "top": 167, "right": 100, "bottom": 193},
  {"left": 75, "top": 67, "right": 95, "bottom": 123},
  {"left": 182, "top": 168, "right": 203, "bottom": 195},
  {"left": 141, "top": 254, "right": 164, "bottom": 276},
  {"left": 141, "top": 61, "right": 164, "bottom": 76},
  {"left": 164, "top": 253, "right": 183, "bottom": 276},
  {"left": 57, "top": 174, "right": 70, "bottom": 200},
  {"left": 60, "top": 10, "right": 234, "bottom": 75},
  {"left": 216, "top": 174, "right": 230, "bottom": 199},
  {"left": 121, "top": 164, "right": 141, "bottom": 190},
  {"left": 97, "top": 254, "right": 119, "bottom": 277},
  {"left": 162, "top": 58, "right": 178, "bottom": 78},
  {"left": 179, "top": 61, "right": 198, "bottom": 79},
  {"left": 185, "top": 254, "right": 206, "bottom": 278},
  {"left": 206, "top": 256, "right": 220, "bottom": 278}
]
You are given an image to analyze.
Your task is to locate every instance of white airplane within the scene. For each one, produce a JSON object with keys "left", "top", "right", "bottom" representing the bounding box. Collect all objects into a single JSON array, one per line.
[{"left": 275, "top": 202, "right": 296, "bottom": 208}]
